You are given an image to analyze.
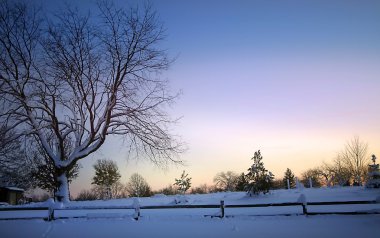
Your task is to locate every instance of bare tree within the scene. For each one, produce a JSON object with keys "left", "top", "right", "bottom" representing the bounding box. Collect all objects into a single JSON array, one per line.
[
  {"left": 126, "top": 173, "right": 151, "bottom": 197},
  {"left": 0, "top": 126, "right": 34, "bottom": 188},
  {"left": 30, "top": 138, "right": 81, "bottom": 197},
  {"left": 319, "top": 137, "right": 370, "bottom": 186},
  {"left": 300, "top": 168, "right": 324, "bottom": 188},
  {"left": 190, "top": 184, "right": 210, "bottom": 194},
  {"left": 75, "top": 189, "right": 98, "bottom": 201},
  {"left": 213, "top": 171, "right": 238, "bottom": 192},
  {"left": 340, "top": 136, "right": 369, "bottom": 185},
  {"left": 91, "top": 181, "right": 127, "bottom": 200},
  {"left": 0, "top": 125, "right": 80, "bottom": 195},
  {"left": 0, "top": 126, "right": 19, "bottom": 165},
  {"left": 154, "top": 184, "right": 177, "bottom": 195},
  {"left": 0, "top": 0, "right": 183, "bottom": 202},
  {"left": 329, "top": 154, "right": 351, "bottom": 186},
  {"left": 111, "top": 181, "right": 128, "bottom": 199}
]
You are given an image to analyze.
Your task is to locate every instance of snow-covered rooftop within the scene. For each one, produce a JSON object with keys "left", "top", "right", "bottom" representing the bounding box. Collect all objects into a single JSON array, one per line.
[{"left": 2, "top": 187, "right": 24, "bottom": 192}]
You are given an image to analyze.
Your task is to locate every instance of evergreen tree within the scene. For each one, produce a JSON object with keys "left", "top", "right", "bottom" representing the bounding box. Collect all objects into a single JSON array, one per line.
[
  {"left": 92, "top": 159, "right": 121, "bottom": 199},
  {"left": 235, "top": 173, "right": 248, "bottom": 191},
  {"left": 246, "top": 150, "right": 274, "bottom": 195},
  {"left": 0, "top": 126, "right": 34, "bottom": 190},
  {"left": 32, "top": 160, "right": 80, "bottom": 197},
  {"left": 283, "top": 168, "right": 296, "bottom": 189},
  {"left": 174, "top": 170, "right": 192, "bottom": 194},
  {"left": 366, "top": 155, "right": 380, "bottom": 188}
]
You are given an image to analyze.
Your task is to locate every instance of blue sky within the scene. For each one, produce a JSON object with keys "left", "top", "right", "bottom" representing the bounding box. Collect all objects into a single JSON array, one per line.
[{"left": 38, "top": 0, "right": 380, "bottom": 195}]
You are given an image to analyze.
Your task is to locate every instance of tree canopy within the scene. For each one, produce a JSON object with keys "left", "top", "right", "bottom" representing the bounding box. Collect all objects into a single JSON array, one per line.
[
  {"left": 0, "top": 0, "right": 183, "bottom": 202},
  {"left": 92, "top": 159, "right": 121, "bottom": 199}
]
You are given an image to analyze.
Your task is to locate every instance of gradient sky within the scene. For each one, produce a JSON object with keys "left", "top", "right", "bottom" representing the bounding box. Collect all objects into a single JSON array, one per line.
[{"left": 38, "top": 0, "right": 380, "bottom": 196}]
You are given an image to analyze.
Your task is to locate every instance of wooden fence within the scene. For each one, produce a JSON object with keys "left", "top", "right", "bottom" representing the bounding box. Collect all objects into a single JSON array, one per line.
[{"left": 0, "top": 199, "right": 378, "bottom": 221}]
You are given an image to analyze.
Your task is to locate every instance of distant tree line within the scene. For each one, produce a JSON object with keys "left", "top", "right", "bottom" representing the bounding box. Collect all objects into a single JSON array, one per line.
[
  {"left": 179, "top": 136, "right": 374, "bottom": 195},
  {"left": 1, "top": 129, "right": 376, "bottom": 201},
  {"left": 296, "top": 136, "right": 372, "bottom": 188},
  {"left": 75, "top": 135, "right": 377, "bottom": 200},
  {"left": 77, "top": 160, "right": 152, "bottom": 201}
]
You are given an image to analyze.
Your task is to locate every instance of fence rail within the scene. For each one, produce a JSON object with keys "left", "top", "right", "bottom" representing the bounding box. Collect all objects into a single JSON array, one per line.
[{"left": 0, "top": 199, "right": 378, "bottom": 221}]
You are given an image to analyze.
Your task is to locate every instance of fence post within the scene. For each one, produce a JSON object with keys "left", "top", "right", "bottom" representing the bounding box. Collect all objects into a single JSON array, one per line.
[
  {"left": 47, "top": 206, "right": 55, "bottom": 221},
  {"left": 287, "top": 179, "right": 290, "bottom": 189},
  {"left": 298, "top": 194, "right": 308, "bottom": 215},
  {"left": 134, "top": 206, "right": 140, "bottom": 220},
  {"left": 133, "top": 198, "right": 140, "bottom": 221},
  {"left": 302, "top": 203, "right": 308, "bottom": 215},
  {"left": 220, "top": 200, "right": 225, "bottom": 218}
]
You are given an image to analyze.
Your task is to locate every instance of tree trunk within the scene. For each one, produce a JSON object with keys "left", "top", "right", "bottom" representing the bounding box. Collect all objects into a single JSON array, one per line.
[{"left": 55, "top": 170, "right": 70, "bottom": 203}]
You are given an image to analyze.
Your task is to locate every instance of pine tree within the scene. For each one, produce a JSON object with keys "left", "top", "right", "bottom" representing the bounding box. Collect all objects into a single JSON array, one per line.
[
  {"left": 246, "top": 150, "right": 274, "bottom": 195},
  {"left": 235, "top": 173, "right": 248, "bottom": 191},
  {"left": 174, "top": 170, "right": 192, "bottom": 194},
  {"left": 366, "top": 155, "right": 380, "bottom": 188},
  {"left": 283, "top": 168, "right": 296, "bottom": 189},
  {"left": 92, "top": 159, "right": 121, "bottom": 199}
]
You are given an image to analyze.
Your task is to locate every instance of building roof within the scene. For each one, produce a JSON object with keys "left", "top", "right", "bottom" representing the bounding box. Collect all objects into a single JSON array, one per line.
[{"left": 0, "top": 186, "right": 24, "bottom": 192}]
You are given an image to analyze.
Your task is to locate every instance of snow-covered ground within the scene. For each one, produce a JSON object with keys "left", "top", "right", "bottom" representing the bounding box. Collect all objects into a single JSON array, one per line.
[{"left": 1, "top": 187, "right": 379, "bottom": 238}]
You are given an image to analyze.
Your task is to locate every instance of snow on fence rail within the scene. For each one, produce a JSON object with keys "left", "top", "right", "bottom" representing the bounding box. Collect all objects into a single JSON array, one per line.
[{"left": 0, "top": 199, "right": 379, "bottom": 221}]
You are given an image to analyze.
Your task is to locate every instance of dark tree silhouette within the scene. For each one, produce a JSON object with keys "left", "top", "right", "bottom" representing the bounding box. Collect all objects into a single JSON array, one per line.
[
  {"left": 213, "top": 171, "right": 238, "bottom": 192},
  {"left": 92, "top": 159, "right": 121, "bottom": 199},
  {"left": 282, "top": 168, "right": 295, "bottom": 189},
  {"left": 246, "top": 150, "right": 274, "bottom": 195},
  {"left": 174, "top": 170, "right": 192, "bottom": 194},
  {"left": 340, "top": 136, "right": 369, "bottom": 185},
  {"left": 126, "top": 173, "right": 152, "bottom": 197}
]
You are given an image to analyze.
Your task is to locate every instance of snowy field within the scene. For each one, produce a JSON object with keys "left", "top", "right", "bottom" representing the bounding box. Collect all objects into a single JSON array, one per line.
[{"left": 0, "top": 187, "right": 379, "bottom": 238}]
